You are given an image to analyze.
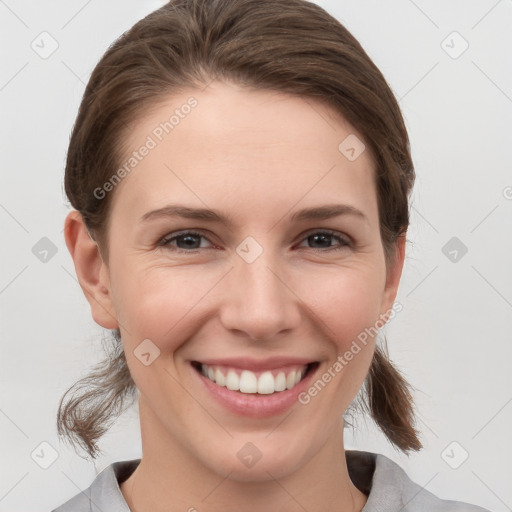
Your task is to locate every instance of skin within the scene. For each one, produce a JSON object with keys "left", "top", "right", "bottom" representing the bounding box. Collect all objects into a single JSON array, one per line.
[{"left": 65, "top": 80, "right": 405, "bottom": 512}]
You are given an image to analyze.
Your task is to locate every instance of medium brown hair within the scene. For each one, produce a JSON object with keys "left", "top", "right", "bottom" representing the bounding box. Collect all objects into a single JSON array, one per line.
[{"left": 58, "top": 0, "right": 422, "bottom": 459}]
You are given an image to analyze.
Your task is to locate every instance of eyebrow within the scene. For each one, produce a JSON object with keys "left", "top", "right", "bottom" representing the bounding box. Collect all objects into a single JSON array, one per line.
[{"left": 140, "top": 204, "right": 368, "bottom": 225}]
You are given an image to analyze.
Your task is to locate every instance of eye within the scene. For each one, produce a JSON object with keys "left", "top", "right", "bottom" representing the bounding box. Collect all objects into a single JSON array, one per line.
[
  {"left": 158, "top": 229, "right": 352, "bottom": 253},
  {"left": 296, "top": 230, "right": 352, "bottom": 252},
  {"left": 159, "top": 231, "right": 213, "bottom": 252}
]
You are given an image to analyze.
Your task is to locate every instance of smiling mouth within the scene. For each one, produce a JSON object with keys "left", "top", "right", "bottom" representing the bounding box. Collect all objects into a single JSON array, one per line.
[{"left": 191, "top": 361, "right": 319, "bottom": 395}]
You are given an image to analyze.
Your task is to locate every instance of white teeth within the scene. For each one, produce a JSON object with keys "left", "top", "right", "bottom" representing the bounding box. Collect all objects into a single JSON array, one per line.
[
  {"left": 275, "top": 372, "right": 286, "bottom": 392},
  {"left": 257, "top": 371, "right": 275, "bottom": 394},
  {"left": 239, "top": 370, "right": 258, "bottom": 393},
  {"left": 286, "top": 370, "right": 296, "bottom": 390},
  {"left": 226, "top": 370, "right": 239, "bottom": 391},
  {"left": 199, "top": 364, "right": 308, "bottom": 394},
  {"left": 214, "top": 368, "right": 225, "bottom": 387}
]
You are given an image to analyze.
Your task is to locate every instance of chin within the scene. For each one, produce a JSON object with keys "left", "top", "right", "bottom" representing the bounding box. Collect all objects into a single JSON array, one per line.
[{"left": 198, "top": 439, "right": 308, "bottom": 483}]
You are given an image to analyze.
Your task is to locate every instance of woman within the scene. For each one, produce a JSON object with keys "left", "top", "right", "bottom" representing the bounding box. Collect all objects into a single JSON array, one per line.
[{"left": 53, "top": 0, "right": 490, "bottom": 510}]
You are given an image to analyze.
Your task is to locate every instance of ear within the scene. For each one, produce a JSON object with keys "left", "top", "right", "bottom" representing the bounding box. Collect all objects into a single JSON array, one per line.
[
  {"left": 64, "top": 210, "right": 119, "bottom": 330},
  {"left": 379, "top": 234, "right": 406, "bottom": 319}
]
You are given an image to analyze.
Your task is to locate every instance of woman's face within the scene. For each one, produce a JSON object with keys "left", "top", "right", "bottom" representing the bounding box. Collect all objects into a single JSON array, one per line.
[{"left": 76, "top": 81, "right": 404, "bottom": 480}]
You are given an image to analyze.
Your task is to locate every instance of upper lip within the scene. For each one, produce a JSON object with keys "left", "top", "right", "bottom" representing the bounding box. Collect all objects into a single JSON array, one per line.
[{"left": 192, "top": 357, "right": 316, "bottom": 371}]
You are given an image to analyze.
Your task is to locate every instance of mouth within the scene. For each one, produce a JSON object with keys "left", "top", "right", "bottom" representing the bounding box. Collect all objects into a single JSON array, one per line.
[{"left": 191, "top": 361, "right": 319, "bottom": 395}]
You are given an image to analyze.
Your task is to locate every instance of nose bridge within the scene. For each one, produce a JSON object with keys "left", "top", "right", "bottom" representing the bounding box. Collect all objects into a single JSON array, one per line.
[
  {"left": 236, "top": 238, "right": 286, "bottom": 308},
  {"left": 220, "top": 235, "right": 299, "bottom": 338}
]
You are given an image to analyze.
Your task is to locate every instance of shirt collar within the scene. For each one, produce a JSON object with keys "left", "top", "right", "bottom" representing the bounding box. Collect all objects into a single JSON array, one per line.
[{"left": 81, "top": 449, "right": 467, "bottom": 512}]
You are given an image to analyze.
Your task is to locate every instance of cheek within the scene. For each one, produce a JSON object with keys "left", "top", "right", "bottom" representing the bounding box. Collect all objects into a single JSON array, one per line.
[
  {"left": 299, "top": 264, "right": 386, "bottom": 347},
  {"left": 112, "top": 262, "right": 224, "bottom": 359}
]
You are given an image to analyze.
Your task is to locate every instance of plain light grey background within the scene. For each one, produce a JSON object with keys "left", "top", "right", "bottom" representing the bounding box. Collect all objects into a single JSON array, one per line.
[{"left": 1, "top": 0, "right": 511, "bottom": 511}]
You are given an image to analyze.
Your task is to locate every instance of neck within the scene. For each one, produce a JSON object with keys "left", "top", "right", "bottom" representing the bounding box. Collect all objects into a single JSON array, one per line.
[{"left": 121, "top": 400, "right": 368, "bottom": 512}]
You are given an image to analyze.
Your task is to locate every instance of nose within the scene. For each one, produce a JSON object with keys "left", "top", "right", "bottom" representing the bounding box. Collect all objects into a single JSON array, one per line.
[{"left": 218, "top": 244, "right": 302, "bottom": 342}]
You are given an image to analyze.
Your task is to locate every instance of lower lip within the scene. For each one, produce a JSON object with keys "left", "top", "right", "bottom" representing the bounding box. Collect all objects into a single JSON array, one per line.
[{"left": 191, "top": 363, "right": 318, "bottom": 418}]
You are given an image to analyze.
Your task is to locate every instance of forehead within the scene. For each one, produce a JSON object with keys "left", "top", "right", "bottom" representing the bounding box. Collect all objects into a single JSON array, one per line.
[{"left": 110, "top": 81, "right": 378, "bottom": 225}]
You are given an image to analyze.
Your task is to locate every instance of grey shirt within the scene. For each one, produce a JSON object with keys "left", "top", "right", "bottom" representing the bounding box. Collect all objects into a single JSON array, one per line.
[{"left": 52, "top": 450, "right": 490, "bottom": 511}]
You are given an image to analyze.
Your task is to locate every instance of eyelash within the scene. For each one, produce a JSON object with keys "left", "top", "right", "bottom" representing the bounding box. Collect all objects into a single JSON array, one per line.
[{"left": 158, "top": 229, "right": 352, "bottom": 254}]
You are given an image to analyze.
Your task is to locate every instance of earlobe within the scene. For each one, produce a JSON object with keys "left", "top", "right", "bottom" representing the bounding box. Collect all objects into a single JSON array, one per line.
[{"left": 64, "top": 210, "right": 119, "bottom": 330}]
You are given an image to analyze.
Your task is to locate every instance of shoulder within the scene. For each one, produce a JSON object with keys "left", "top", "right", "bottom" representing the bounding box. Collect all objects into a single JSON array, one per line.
[
  {"left": 346, "top": 449, "right": 491, "bottom": 512},
  {"left": 51, "top": 459, "right": 140, "bottom": 512}
]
